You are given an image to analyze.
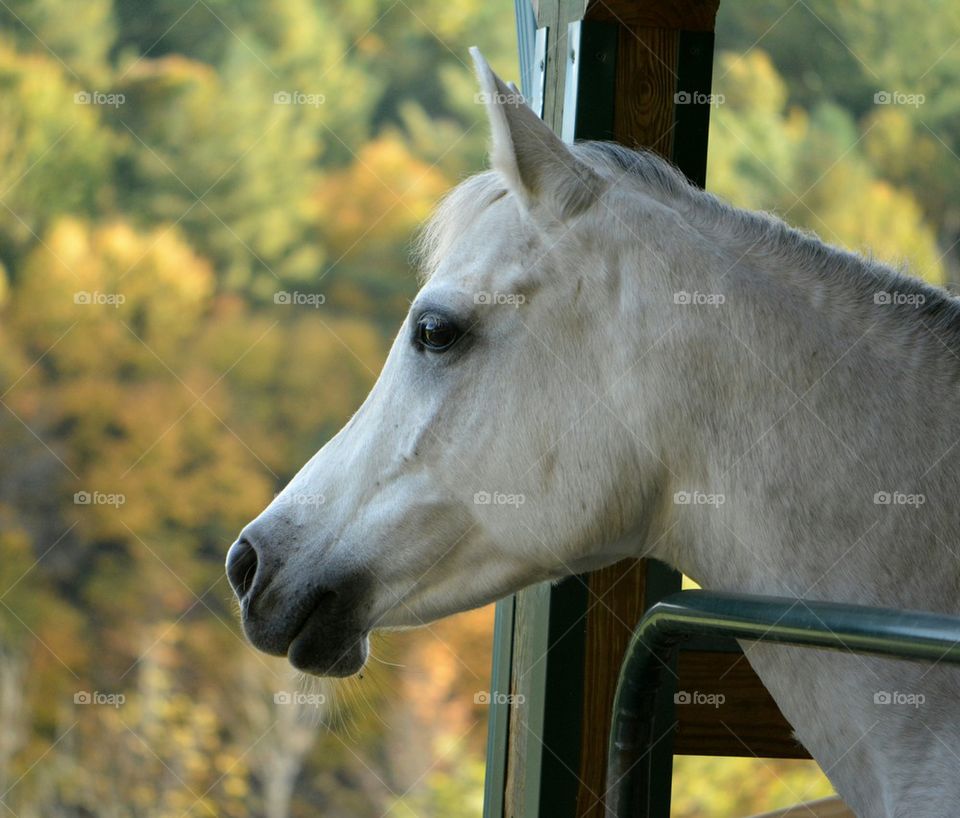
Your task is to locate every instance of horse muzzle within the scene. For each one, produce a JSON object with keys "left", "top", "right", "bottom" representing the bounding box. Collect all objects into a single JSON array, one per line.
[{"left": 226, "top": 531, "right": 372, "bottom": 677}]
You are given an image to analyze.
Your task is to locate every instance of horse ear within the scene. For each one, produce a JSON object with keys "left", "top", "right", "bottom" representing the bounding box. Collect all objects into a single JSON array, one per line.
[{"left": 469, "top": 47, "right": 605, "bottom": 220}]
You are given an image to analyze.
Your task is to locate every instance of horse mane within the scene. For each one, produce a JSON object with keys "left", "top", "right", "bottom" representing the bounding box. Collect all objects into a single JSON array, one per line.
[
  {"left": 415, "top": 139, "right": 960, "bottom": 344},
  {"left": 414, "top": 172, "right": 506, "bottom": 285}
]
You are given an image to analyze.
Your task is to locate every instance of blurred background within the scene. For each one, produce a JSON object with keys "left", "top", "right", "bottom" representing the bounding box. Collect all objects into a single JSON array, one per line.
[{"left": 0, "top": 1, "right": 955, "bottom": 815}]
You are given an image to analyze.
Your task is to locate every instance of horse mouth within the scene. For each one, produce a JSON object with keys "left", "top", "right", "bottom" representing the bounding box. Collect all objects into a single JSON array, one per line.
[
  {"left": 238, "top": 571, "right": 374, "bottom": 677},
  {"left": 273, "top": 586, "right": 369, "bottom": 677},
  {"left": 286, "top": 602, "right": 369, "bottom": 677}
]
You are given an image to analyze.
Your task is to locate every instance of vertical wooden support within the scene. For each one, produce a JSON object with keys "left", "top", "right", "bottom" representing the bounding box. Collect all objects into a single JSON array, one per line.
[
  {"left": 484, "top": 3, "right": 720, "bottom": 818},
  {"left": 483, "top": 595, "right": 515, "bottom": 818}
]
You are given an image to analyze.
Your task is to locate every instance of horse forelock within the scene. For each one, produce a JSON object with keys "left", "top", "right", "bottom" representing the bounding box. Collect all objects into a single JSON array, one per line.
[{"left": 413, "top": 172, "right": 506, "bottom": 285}]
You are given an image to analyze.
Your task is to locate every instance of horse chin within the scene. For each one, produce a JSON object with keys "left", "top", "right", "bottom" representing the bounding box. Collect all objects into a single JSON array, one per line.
[{"left": 286, "top": 604, "right": 370, "bottom": 677}]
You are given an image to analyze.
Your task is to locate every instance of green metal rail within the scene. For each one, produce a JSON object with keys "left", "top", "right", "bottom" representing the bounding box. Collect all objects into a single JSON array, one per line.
[{"left": 606, "top": 590, "right": 960, "bottom": 818}]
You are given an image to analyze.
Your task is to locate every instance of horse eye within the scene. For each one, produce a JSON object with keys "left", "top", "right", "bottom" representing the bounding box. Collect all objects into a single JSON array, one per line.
[{"left": 416, "top": 313, "right": 458, "bottom": 351}]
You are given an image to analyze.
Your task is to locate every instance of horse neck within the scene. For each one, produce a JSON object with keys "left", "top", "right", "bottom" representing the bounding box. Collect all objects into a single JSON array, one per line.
[{"left": 632, "top": 237, "right": 960, "bottom": 609}]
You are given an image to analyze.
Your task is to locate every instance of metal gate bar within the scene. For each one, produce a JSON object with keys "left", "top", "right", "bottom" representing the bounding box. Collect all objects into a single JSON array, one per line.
[{"left": 606, "top": 590, "right": 960, "bottom": 818}]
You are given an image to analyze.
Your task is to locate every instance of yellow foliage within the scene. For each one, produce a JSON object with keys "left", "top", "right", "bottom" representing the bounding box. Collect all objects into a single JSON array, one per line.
[
  {"left": 12, "top": 218, "right": 214, "bottom": 367},
  {"left": 818, "top": 173, "right": 945, "bottom": 284},
  {"left": 672, "top": 755, "right": 835, "bottom": 817},
  {"left": 716, "top": 50, "right": 789, "bottom": 115},
  {"left": 314, "top": 134, "right": 451, "bottom": 258},
  {"left": 709, "top": 49, "right": 944, "bottom": 285}
]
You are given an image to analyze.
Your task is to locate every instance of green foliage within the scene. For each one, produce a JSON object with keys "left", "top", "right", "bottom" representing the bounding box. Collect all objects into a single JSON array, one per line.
[
  {"left": 0, "top": 0, "right": 115, "bottom": 80},
  {"left": 718, "top": 0, "right": 960, "bottom": 273},
  {"left": 0, "top": 42, "right": 115, "bottom": 265},
  {"left": 709, "top": 50, "right": 946, "bottom": 283}
]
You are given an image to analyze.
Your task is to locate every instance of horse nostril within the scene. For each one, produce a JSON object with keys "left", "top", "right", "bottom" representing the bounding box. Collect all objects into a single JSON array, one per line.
[{"left": 226, "top": 537, "right": 259, "bottom": 601}]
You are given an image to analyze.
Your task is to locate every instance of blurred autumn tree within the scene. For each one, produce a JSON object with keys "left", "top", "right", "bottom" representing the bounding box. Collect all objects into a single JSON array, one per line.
[
  {"left": 0, "top": 0, "right": 956, "bottom": 816},
  {"left": 0, "top": 0, "right": 511, "bottom": 814},
  {"left": 716, "top": 0, "right": 960, "bottom": 281}
]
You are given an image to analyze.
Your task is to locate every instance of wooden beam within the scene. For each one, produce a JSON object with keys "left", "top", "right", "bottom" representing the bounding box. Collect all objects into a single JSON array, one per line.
[
  {"left": 484, "top": 4, "right": 811, "bottom": 818},
  {"left": 482, "top": 596, "right": 515, "bottom": 817},
  {"left": 573, "top": 6, "right": 719, "bottom": 817},
  {"left": 673, "top": 650, "right": 808, "bottom": 759},
  {"left": 495, "top": 5, "right": 724, "bottom": 818},
  {"left": 584, "top": 0, "right": 718, "bottom": 31},
  {"left": 575, "top": 560, "right": 680, "bottom": 818}
]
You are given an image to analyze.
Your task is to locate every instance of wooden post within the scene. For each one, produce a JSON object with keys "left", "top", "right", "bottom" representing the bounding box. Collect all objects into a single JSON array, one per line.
[
  {"left": 484, "top": 4, "right": 807, "bottom": 818},
  {"left": 572, "top": 12, "right": 720, "bottom": 817},
  {"left": 484, "top": 3, "right": 721, "bottom": 818}
]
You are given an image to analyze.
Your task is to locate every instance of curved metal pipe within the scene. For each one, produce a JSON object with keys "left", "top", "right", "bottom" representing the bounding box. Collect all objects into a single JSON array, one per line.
[{"left": 606, "top": 590, "right": 960, "bottom": 818}]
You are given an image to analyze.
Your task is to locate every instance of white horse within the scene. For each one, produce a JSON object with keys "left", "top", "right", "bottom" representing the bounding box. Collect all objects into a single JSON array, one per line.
[{"left": 227, "top": 50, "right": 960, "bottom": 817}]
